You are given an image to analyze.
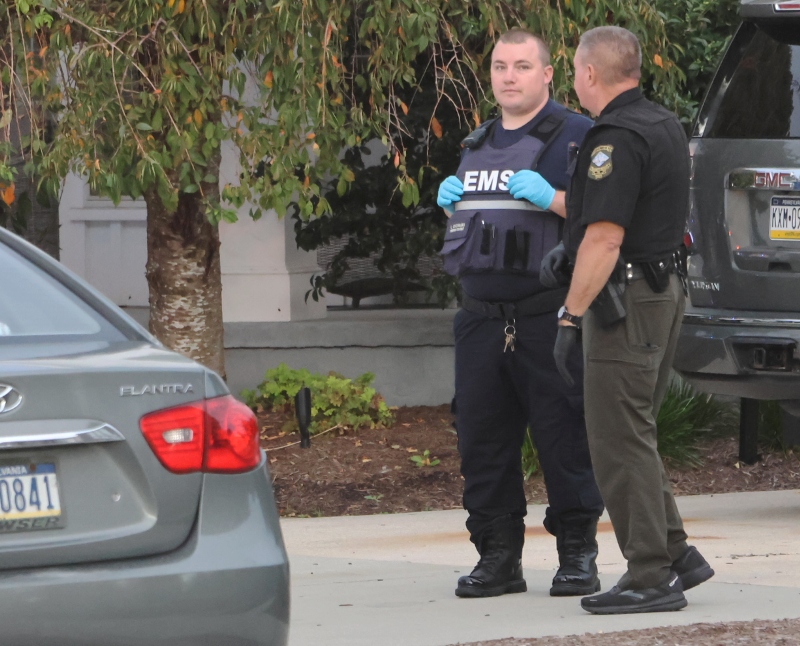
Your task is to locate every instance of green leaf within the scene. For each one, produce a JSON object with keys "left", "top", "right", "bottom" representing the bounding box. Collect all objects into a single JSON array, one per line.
[
  {"left": 184, "top": 184, "right": 199, "bottom": 194},
  {"left": 136, "top": 122, "right": 153, "bottom": 131}
]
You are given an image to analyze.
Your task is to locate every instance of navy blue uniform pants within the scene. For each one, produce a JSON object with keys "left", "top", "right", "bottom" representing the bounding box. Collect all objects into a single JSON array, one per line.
[{"left": 453, "top": 308, "right": 604, "bottom": 538}]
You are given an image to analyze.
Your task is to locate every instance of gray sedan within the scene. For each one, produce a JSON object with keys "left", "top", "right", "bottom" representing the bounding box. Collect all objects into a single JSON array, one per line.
[{"left": 0, "top": 227, "right": 289, "bottom": 645}]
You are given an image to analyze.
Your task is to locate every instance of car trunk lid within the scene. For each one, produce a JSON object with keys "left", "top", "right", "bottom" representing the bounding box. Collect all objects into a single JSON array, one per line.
[{"left": 0, "top": 343, "right": 207, "bottom": 569}]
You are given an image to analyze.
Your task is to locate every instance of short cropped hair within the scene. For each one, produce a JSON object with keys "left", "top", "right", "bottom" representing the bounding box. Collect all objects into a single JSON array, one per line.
[
  {"left": 578, "top": 26, "right": 642, "bottom": 84},
  {"left": 497, "top": 28, "right": 551, "bottom": 68}
]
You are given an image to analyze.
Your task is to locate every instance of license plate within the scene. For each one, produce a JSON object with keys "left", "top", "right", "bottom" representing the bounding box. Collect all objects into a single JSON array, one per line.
[
  {"left": 0, "top": 463, "right": 62, "bottom": 532},
  {"left": 769, "top": 196, "right": 800, "bottom": 239}
]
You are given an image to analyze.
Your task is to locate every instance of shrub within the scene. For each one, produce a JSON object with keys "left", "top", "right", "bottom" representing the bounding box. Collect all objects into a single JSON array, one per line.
[
  {"left": 520, "top": 376, "right": 737, "bottom": 478},
  {"left": 656, "top": 377, "right": 738, "bottom": 466},
  {"left": 242, "top": 363, "right": 395, "bottom": 435}
]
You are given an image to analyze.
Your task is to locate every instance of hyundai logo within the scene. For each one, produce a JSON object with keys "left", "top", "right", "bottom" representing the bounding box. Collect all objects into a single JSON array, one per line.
[{"left": 0, "top": 385, "right": 22, "bottom": 414}]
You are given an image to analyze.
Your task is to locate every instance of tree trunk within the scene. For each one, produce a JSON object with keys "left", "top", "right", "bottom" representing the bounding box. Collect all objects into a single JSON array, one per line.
[{"left": 144, "top": 176, "right": 225, "bottom": 378}]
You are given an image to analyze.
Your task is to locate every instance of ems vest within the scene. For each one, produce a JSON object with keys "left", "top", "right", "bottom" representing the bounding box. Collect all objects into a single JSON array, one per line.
[
  {"left": 564, "top": 96, "right": 689, "bottom": 263},
  {"left": 440, "top": 112, "right": 567, "bottom": 278}
]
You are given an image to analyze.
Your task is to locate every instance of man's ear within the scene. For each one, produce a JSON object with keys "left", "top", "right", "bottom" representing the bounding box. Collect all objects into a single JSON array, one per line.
[
  {"left": 543, "top": 65, "right": 555, "bottom": 84},
  {"left": 586, "top": 63, "right": 597, "bottom": 86}
]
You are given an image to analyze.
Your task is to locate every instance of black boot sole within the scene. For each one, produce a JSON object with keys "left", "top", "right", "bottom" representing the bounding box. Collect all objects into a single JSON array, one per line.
[
  {"left": 550, "top": 579, "right": 601, "bottom": 597},
  {"left": 455, "top": 579, "right": 527, "bottom": 598},
  {"left": 581, "top": 592, "right": 687, "bottom": 615},
  {"left": 679, "top": 563, "right": 715, "bottom": 591}
]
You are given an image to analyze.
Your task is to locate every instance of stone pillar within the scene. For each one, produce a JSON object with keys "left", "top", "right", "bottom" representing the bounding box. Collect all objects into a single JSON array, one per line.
[
  {"left": 217, "top": 141, "right": 326, "bottom": 322},
  {"left": 219, "top": 211, "right": 326, "bottom": 322}
]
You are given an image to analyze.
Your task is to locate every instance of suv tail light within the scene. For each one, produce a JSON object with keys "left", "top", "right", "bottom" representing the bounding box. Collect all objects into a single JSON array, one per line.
[{"left": 140, "top": 396, "right": 261, "bottom": 474}]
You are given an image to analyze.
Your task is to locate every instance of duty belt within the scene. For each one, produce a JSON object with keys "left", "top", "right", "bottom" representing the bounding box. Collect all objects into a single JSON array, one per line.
[
  {"left": 461, "top": 288, "right": 568, "bottom": 320},
  {"left": 624, "top": 258, "right": 677, "bottom": 283}
]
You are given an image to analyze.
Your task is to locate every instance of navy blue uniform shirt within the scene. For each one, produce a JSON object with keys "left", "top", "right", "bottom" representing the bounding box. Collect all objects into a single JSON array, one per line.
[{"left": 461, "top": 100, "right": 593, "bottom": 301}]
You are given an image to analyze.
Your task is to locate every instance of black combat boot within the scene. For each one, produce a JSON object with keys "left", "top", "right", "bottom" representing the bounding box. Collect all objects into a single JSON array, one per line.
[
  {"left": 549, "top": 516, "right": 601, "bottom": 596},
  {"left": 455, "top": 515, "right": 527, "bottom": 598}
]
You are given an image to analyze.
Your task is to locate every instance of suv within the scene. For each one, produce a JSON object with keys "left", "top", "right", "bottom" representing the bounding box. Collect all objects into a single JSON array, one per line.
[{"left": 673, "top": 0, "right": 800, "bottom": 446}]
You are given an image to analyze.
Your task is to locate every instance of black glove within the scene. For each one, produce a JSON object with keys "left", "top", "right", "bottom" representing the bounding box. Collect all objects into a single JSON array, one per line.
[
  {"left": 540, "top": 242, "right": 571, "bottom": 288},
  {"left": 553, "top": 325, "right": 579, "bottom": 387}
]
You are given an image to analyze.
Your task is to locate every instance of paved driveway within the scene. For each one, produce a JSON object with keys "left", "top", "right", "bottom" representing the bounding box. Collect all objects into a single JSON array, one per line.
[{"left": 282, "top": 490, "right": 800, "bottom": 646}]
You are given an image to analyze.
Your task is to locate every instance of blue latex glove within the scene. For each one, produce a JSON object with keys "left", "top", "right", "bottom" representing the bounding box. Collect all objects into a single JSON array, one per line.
[
  {"left": 507, "top": 170, "right": 556, "bottom": 210},
  {"left": 437, "top": 175, "right": 464, "bottom": 213}
]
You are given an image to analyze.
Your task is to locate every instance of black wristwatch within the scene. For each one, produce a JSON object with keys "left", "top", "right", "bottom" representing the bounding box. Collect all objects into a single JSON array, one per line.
[{"left": 557, "top": 305, "right": 583, "bottom": 328}]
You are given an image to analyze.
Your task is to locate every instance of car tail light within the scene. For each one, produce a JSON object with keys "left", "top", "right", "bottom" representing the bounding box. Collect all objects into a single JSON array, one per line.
[
  {"left": 775, "top": 2, "right": 800, "bottom": 11},
  {"left": 683, "top": 231, "right": 696, "bottom": 255},
  {"left": 140, "top": 396, "right": 261, "bottom": 474}
]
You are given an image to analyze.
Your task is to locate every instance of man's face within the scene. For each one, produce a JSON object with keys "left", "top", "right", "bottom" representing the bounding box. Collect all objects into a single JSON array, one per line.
[
  {"left": 573, "top": 49, "right": 595, "bottom": 115},
  {"left": 490, "top": 39, "right": 553, "bottom": 117}
]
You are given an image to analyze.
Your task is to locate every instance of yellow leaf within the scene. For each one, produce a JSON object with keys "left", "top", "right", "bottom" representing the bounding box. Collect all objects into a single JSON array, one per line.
[
  {"left": 0, "top": 184, "right": 14, "bottom": 206},
  {"left": 306, "top": 132, "right": 316, "bottom": 140},
  {"left": 399, "top": 101, "right": 409, "bottom": 115},
  {"left": 264, "top": 70, "right": 274, "bottom": 89},
  {"left": 194, "top": 109, "right": 203, "bottom": 126},
  {"left": 393, "top": 152, "right": 400, "bottom": 168},
  {"left": 303, "top": 176, "right": 310, "bottom": 188},
  {"left": 168, "top": 0, "right": 176, "bottom": 6},
  {"left": 654, "top": 54, "right": 664, "bottom": 68},
  {"left": 406, "top": 447, "right": 418, "bottom": 453},
  {"left": 177, "top": 0, "right": 186, "bottom": 13},
  {"left": 361, "top": 458, "right": 371, "bottom": 463},
  {"left": 186, "top": 114, "right": 193, "bottom": 124},
  {"left": 391, "top": 444, "right": 401, "bottom": 449},
  {"left": 312, "top": 142, "right": 320, "bottom": 154},
  {"left": 473, "top": 112, "right": 481, "bottom": 129},
  {"left": 94, "top": 159, "right": 101, "bottom": 171},
  {"left": 431, "top": 117, "right": 443, "bottom": 139}
]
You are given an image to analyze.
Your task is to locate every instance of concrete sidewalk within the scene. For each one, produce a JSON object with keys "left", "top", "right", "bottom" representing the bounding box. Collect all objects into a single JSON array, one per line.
[{"left": 281, "top": 490, "right": 800, "bottom": 645}]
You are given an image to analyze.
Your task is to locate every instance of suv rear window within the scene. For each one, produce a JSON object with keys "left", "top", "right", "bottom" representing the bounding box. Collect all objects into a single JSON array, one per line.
[
  {"left": 700, "top": 22, "right": 800, "bottom": 139},
  {"left": 0, "top": 241, "right": 124, "bottom": 341}
]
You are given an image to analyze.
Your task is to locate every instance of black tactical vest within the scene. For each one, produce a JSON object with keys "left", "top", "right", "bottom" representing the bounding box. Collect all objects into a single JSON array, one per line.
[
  {"left": 441, "top": 113, "right": 566, "bottom": 277},
  {"left": 565, "top": 94, "right": 689, "bottom": 263}
]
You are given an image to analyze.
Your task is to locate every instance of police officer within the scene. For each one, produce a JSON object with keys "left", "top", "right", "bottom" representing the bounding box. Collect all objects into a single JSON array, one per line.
[
  {"left": 437, "top": 27, "right": 604, "bottom": 599},
  {"left": 549, "top": 26, "right": 715, "bottom": 614}
]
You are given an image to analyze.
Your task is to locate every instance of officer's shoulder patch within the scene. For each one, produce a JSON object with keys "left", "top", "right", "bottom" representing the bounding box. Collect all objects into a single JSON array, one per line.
[{"left": 588, "top": 145, "right": 614, "bottom": 181}]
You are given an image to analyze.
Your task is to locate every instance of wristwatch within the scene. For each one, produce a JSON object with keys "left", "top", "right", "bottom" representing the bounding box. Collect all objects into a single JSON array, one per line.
[{"left": 557, "top": 305, "right": 582, "bottom": 328}]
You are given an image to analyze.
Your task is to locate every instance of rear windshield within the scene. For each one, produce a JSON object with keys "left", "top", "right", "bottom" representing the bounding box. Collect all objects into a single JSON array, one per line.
[
  {"left": 0, "top": 240, "right": 125, "bottom": 342},
  {"left": 699, "top": 22, "right": 800, "bottom": 139}
]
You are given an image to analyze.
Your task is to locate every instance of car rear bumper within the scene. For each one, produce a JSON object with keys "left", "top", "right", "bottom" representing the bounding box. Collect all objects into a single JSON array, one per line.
[
  {"left": 0, "top": 454, "right": 290, "bottom": 646},
  {"left": 675, "top": 310, "right": 800, "bottom": 399}
]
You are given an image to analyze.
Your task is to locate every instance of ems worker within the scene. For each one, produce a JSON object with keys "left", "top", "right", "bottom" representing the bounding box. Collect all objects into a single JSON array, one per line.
[
  {"left": 549, "top": 26, "right": 715, "bottom": 614},
  {"left": 437, "top": 27, "right": 604, "bottom": 599}
]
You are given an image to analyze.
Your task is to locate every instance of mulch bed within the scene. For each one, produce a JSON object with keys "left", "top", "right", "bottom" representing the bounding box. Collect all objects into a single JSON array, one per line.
[
  {"left": 260, "top": 404, "right": 800, "bottom": 518},
  {"left": 447, "top": 618, "right": 800, "bottom": 645}
]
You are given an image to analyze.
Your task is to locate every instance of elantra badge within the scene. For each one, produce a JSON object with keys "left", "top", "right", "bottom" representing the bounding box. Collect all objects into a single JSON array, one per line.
[
  {"left": 0, "top": 385, "right": 22, "bottom": 414},
  {"left": 119, "top": 384, "right": 195, "bottom": 397}
]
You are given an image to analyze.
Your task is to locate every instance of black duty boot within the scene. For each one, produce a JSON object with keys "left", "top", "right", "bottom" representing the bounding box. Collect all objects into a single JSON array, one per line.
[
  {"left": 550, "top": 517, "right": 601, "bottom": 597},
  {"left": 455, "top": 515, "right": 527, "bottom": 598},
  {"left": 672, "top": 545, "right": 715, "bottom": 591}
]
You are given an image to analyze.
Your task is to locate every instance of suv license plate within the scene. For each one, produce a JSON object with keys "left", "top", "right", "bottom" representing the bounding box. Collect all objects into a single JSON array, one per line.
[
  {"left": 769, "top": 196, "right": 800, "bottom": 240},
  {"left": 0, "top": 463, "right": 62, "bottom": 532}
]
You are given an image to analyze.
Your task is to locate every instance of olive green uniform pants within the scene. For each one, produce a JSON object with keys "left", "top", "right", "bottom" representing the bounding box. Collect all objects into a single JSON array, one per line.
[{"left": 582, "top": 274, "right": 689, "bottom": 588}]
